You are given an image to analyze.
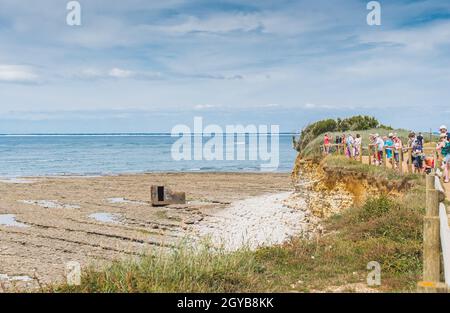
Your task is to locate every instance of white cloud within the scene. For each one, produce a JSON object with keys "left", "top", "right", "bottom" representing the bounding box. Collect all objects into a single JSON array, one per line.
[
  {"left": 74, "top": 67, "right": 162, "bottom": 81},
  {"left": 0, "top": 65, "right": 38, "bottom": 83},
  {"left": 108, "top": 68, "right": 134, "bottom": 78},
  {"left": 194, "top": 104, "right": 220, "bottom": 110},
  {"left": 304, "top": 103, "right": 348, "bottom": 110},
  {"left": 158, "top": 13, "right": 262, "bottom": 34},
  {"left": 360, "top": 21, "right": 450, "bottom": 53}
]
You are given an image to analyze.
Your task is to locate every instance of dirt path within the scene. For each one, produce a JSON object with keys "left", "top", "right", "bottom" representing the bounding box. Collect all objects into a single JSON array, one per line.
[{"left": 0, "top": 173, "right": 294, "bottom": 291}]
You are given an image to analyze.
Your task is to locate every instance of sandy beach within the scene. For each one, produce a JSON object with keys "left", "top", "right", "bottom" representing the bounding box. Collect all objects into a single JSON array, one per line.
[{"left": 0, "top": 172, "right": 310, "bottom": 291}]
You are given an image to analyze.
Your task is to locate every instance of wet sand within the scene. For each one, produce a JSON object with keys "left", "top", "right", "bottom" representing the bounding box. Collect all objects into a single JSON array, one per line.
[{"left": 0, "top": 172, "right": 297, "bottom": 291}]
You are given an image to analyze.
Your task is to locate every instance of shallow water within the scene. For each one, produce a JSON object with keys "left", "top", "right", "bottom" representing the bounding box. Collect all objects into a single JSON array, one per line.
[
  {"left": 18, "top": 200, "right": 81, "bottom": 209},
  {"left": 0, "top": 134, "right": 297, "bottom": 176},
  {"left": 106, "top": 198, "right": 146, "bottom": 205},
  {"left": 0, "top": 274, "right": 33, "bottom": 282},
  {"left": 0, "top": 214, "right": 29, "bottom": 227},
  {"left": 0, "top": 178, "right": 35, "bottom": 184},
  {"left": 88, "top": 212, "right": 121, "bottom": 224}
]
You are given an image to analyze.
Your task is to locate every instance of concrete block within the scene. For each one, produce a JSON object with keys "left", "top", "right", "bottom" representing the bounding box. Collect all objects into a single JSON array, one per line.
[{"left": 151, "top": 185, "right": 186, "bottom": 206}]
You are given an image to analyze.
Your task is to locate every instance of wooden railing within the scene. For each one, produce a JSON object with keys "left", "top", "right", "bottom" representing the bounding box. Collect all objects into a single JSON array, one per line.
[
  {"left": 417, "top": 174, "right": 450, "bottom": 292},
  {"left": 321, "top": 143, "right": 449, "bottom": 292},
  {"left": 321, "top": 144, "right": 440, "bottom": 174}
]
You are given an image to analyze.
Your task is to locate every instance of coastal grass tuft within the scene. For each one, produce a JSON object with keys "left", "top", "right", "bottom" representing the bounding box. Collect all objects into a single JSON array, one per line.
[
  {"left": 50, "top": 242, "right": 264, "bottom": 293},
  {"left": 323, "top": 155, "right": 422, "bottom": 181},
  {"left": 51, "top": 186, "right": 424, "bottom": 293},
  {"left": 255, "top": 193, "right": 424, "bottom": 292}
]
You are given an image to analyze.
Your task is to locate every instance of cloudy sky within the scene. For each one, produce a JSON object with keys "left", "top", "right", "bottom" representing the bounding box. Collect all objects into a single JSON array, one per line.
[{"left": 0, "top": 0, "right": 449, "bottom": 133}]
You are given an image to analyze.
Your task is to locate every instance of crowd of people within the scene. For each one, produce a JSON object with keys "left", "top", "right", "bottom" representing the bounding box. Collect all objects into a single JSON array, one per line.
[
  {"left": 323, "top": 133, "right": 362, "bottom": 159},
  {"left": 322, "top": 125, "right": 450, "bottom": 183}
]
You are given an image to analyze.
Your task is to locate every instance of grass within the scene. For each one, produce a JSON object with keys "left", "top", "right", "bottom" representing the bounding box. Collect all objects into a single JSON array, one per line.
[
  {"left": 300, "top": 128, "right": 437, "bottom": 159},
  {"left": 255, "top": 192, "right": 424, "bottom": 292},
  {"left": 300, "top": 128, "right": 410, "bottom": 158},
  {"left": 51, "top": 242, "right": 264, "bottom": 293},
  {"left": 323, "top": 155, "right": 421, "bottom": 181},
  {"left": 50, "top": 180, "right": 425, "bottom": 293},
  {"left": 47, "top": 135, "right": 427, "bottom": 293}
]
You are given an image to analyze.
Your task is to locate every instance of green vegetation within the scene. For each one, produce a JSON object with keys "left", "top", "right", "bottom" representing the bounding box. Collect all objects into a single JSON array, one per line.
[
  {"left": 50, "top": 158, "right": 424, "bottom": 293},
  {"left": 299, "top": 128, "right": 414, "bottom": 159},
  {"left": 296, "top": 115, "right": 392, "bottom": 152},
  {"left": 324, "top": 155, "right": 420, "bottom": 181},
  {"left": 50, "top": 242, "right": 261, "bottom": 293}
]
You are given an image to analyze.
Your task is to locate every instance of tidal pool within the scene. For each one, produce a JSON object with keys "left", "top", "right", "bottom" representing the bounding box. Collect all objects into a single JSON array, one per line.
[
  {"left": 88, "top": 212, "right": 122, "bottom": 224},
  {"left": 0, "top": 214, "right": 29, "bottom": 228}
]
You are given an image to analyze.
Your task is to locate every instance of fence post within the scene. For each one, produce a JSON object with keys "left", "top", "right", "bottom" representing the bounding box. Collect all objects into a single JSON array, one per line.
[
  {"left": 435, "top": 151, "right": 439, "bottom": 170},
  {"left": 423, "top": 174, "right": 441, "bottom": 283},
  {"left": 383, "top": 147, "right": 387, "bottom": 168},
  {"left": 399, "top": 149, "right": 403, "bottom": 174},
  {"left": 360, "top": 146, "right": 363, "bottom": 163},
  {"left": 368, "top": 145, "right": 372, "bottom": 165},
  {"left": 408, "top": 148, "right": 412, "bottom": 173}
]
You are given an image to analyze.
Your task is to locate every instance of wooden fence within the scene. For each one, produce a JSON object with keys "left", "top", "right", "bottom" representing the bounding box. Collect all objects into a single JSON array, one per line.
[
  {"left": 321, "top": 144, "right": 439, "bottom": 174},
  {"left": 320, "top": 143, "right": 449, "bottom": 292},
  {"left": 417, "top": 174, "right": 450, "bottom": 292}
]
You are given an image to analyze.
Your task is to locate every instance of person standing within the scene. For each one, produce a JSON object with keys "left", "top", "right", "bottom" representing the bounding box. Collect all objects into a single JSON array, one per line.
[
  {"left": 385, "top": 135, "right": 394, "bottom": 165},
  {"left": 439, "top": 125, "right": 450, "bottom": 141},
  {"left": 437, "top": 133, "right": 450, "bottom": 183},
  {"left": 323, "top": 133, "right": 331, "bottom": 155},
  {"left": 412, "top": 141, "right": 424, "bottom": 173},
  {"left": 354, "top": 134, "right": 362, "bottom": 159},
  {"left": 346, "top": 133, "right": 354, "bottom": 158},
  {"left": 416, "top": 132, "right": 424, "bottom": 146},
  {"left": 375, "top": 134, "right": 384, "bottom": 166},
  {"left": 393, "top": 135, "right": 403, "bottom": 168}
]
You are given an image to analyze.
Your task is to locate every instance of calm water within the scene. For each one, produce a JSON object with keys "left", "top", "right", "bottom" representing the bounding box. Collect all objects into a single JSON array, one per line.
[{"left": 0, "top": 134, "right": 297, "bottom": 177}]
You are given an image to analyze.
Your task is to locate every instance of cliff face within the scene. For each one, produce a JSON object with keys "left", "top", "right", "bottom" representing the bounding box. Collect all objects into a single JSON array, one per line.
[{"left": 292, "top": 155, "right": 411, "bottom": 219}]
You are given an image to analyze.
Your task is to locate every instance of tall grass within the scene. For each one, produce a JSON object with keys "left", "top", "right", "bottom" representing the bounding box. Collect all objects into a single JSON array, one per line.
[
  {"left": 323, "top": 155, "right": 422, "bottom": 181},
  {"left": 49, "top": 152, "right": 426, "bottom": 293},
  {"left": 51, "top": 241, "right": 264, "bottom": 293},
  {"left": 51, "top": 190, "right": 424, "bottom": 293}
]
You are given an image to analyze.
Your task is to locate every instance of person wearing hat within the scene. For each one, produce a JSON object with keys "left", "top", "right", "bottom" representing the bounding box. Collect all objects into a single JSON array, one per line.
[
  {"left": 354, "top": 134, "right": 362, "bottom": 159},
  {"left": 393, "top": 134, "right": 403, "bottom": 168},
  {"left": 346, "top": 133, "right": 354, "bottom": 158},
  {"left": 439, "top": 125, "right": 450, "bottom": 141},
  {"left": 416, "top": 132, "right": 424, "bottom": 147},
  {"left": 385, "top": 134, "right": 394, "bottom": 162},
  {"left": 323, "top": 133, "right": 331, "bottom": 155},
  {"left": 375, "top": 134, "right": 384, "bottom": 165},
  {"left": 437, "top": 133, "right": 450, "bottom": 182}
]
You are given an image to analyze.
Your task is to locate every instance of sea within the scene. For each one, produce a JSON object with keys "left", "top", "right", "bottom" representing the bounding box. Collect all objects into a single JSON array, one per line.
[{"left": 0, "top": 133, "right": 298, "bottom": 177}]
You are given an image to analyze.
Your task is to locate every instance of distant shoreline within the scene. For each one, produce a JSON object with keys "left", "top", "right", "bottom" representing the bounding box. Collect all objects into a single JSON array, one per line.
[
  {"left": 0, "top": 132, "right": 298, "bottom": 136},
  {"left": 0, "top": 170, "right": 293, "bottom": 181}
]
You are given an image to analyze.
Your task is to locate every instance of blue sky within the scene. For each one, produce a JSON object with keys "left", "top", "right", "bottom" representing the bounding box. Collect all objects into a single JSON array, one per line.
[{"left": 0, "top": 0, "right": 450, "bottom": 133}]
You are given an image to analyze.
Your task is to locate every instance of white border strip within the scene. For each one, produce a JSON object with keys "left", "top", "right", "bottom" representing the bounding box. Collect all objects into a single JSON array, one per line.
[
  {"left": 435, "top": 175, "right": 450, "bottom": 286},
  {"left": 439, "top": 203, "right": 450, "bottom": 286}
]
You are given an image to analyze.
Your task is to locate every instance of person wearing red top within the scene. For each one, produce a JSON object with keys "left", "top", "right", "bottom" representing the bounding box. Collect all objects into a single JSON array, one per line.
[{"left": 324, "top": 133, "right": 331, "bottom": 155}]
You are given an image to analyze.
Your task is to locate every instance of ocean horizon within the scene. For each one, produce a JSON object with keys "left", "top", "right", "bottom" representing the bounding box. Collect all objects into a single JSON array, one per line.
[{"left": 0, "top": 133, "right": 297, "bottom": 177}]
